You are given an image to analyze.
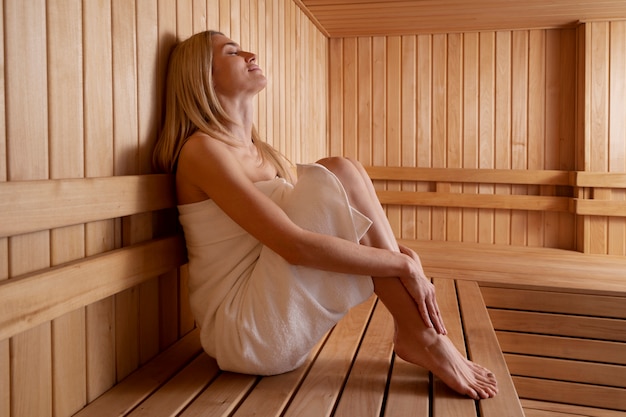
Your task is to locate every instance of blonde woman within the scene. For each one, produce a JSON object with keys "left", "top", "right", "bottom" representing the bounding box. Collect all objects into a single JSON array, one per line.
[{"left": 153, "top": 30, "right": 498, "bottom": 400}]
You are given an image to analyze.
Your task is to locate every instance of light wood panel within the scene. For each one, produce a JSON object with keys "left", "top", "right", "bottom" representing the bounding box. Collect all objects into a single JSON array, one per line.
[
  {"left": 1, "top": 1, "right": 328, "bottom": 416},
  {"left": 330, "top": 29, "right": 577, "bottom": 248},
  {"left": 579, "top": 21, "right": 626, "bottom": 255},
  {"left": 299, "top": 0, "right": 626, "bottom": 37}
]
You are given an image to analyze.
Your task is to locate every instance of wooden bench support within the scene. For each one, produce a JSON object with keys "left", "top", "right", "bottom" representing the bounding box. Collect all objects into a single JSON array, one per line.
[{"left": 72, "top": 279, "right": 524, "bottom": 417}]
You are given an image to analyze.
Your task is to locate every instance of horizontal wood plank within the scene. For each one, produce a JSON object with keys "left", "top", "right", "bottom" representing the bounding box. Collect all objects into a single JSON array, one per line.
[
  {"left": 496, "top": 332, "right": 626, "bottom": 365},
  {"left": 376, "top": 190, "right": 570, "bottom": 211},
  {"left": 0, "top": 175, "right": 175, "bottom": 238},
  {"left": 574, "top": 172, "right": 626, "bottom": 188},
  {"left": 480, "top": 286, "right": 626, "bottom": 318},
  {"left": 0, "top": 235, "right": 186, "bottom": 341},
  {"left": 573, "top": 198, "right": 626, "bottom": 216},
  {"left": 400, "top": 240, "right": 626, "bottom": 295},
  {"left": 504, "top": 354, "right": 626, "bottom": 388},
  {"left": 521, "top": 399, "right": 626, "bottom": 417},
  {"left": 512, "top": 376, "right": 626, "bottom": 411},
  {"left": 365, "top": 166, "right": 572, "bottom": 185},
  {"left": 488, "top": 309, "right": 626, "bottom": 342}
]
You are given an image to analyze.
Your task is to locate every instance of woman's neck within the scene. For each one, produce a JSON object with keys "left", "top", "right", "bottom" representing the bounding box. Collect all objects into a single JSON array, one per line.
[{"left": 218, "top": 96, "right": 255, "bottom": 144}]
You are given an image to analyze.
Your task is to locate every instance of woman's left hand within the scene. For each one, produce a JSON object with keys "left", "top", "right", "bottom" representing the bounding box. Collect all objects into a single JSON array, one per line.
[{"left": 398, "top": 244, "right": 447, "bottom": 335}]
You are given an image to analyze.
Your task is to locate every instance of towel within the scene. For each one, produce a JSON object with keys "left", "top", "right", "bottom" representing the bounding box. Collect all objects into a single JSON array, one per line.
[{"left": 177, "top": 163, "right": 374, "bottom": 375}]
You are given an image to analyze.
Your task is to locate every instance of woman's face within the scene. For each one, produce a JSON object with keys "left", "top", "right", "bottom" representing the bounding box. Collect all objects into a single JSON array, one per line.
[{"left": 211, "top": 34, "right": 267, "bottom": 98}]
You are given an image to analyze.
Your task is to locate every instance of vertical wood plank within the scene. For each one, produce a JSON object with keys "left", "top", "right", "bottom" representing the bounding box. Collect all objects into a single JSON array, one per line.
[
  {"left": 528, "top": 30, "right": 546, "bottom": 247},
  {"left": 0, "top": 0, "right": 9, "bottom": 412},
  {"left": 609, "top": 21, "right": 626, "bottom": 256},
  {"left": 193, "top": 0, "right": 207, "bottom": 33},
  {"left": 5, "top": 1, "right": 52, "bottom": 416},
  {"left": 47, "top": 0, "right": 87, "bottom": 415},
  {"left": 588, "top": 22, "right": 610, "bottom": 255},
  {"left": 494, "top": 31, "right": 512, "bottom": 245},
  {"left": 511, "top": 30, "right": 529, "bottom": 246},
  {"left": 157, "top": 0, "right": 180, "bottom": 350},
  {"left": 416, "top": 34, "right": 432, "bottom": 241},
  {"left": 431, "top": 34, "right": 447, "bottom": 241},
  {"left": 112, "top": 0, "right": 141, "bottom": 381},
  {"left": 462, "top": 32, "right": 479, "bottom": 243},
  {"left": 343, "top": 37, "right": 358, "bottom": 159},
  {"left": 137, "top": 0, "right": 161, "bottom": 366},
  {"left": 372, "top": 37, "right": 386, "bottom": 168},
  {"left": 329, "top": 38, "right": 343, "bottom": 157},
  {"left": 478, "top": 31, "right": 495, "bottom": 244},
  {"left": 386, "top": 36, "right": 402, "bottom": 237},
  {"left": 446, "top": 33, "right": 463, "bottom": 242},
  {"left": 83, "top": 0, "right": 116, "bottom": 402},
  {"left": 358, "top": 37, "right": 373, "bottom": 165},
  {"left": 401, "top": 36, "right": 416, "bottom": 240}
]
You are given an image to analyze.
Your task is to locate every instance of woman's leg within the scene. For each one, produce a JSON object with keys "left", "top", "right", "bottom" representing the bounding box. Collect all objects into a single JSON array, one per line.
[{"left": 317, "top": 157, "right": 498, "bottom": 400}]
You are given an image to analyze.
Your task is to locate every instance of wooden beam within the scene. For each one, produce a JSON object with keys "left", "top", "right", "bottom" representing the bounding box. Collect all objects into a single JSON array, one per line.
[
  {"left": 0, "top": 175, "right": 175, "bottom": 238},
  {"left": 376, "top": 191, "right": 571, "bottom": 212},
  {"left": 0, "top": 235, "right": 186, "bottom": 341},
  {"left": 365, "top": 166, "right": 572, "bottom": 185}
]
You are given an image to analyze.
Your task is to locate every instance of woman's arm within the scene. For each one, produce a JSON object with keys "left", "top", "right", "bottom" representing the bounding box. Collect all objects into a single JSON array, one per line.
[{"left": 176, "top": 135, "right": 419, "bottom": 282}]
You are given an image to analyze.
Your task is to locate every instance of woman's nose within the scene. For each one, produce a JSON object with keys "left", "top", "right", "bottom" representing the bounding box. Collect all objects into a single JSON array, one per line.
[{"left": 242, "top": 51, "right": 256, "bottom": 62}]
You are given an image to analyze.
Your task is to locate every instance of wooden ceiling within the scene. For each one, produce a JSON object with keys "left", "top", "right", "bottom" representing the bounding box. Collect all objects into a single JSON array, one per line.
[{"left": 297, "top": 0, "right": 626, "bottom": 37}]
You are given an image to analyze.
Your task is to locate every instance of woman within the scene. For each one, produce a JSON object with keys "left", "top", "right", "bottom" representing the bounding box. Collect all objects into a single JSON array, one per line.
[{"left": 153, "top": 30, "right": 498, "bottom": 400}]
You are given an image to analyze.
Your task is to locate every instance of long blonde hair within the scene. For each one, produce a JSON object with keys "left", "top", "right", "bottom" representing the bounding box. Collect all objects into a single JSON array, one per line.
[{"left": 153, "top": 30, "right": 292, "bottom": 180}]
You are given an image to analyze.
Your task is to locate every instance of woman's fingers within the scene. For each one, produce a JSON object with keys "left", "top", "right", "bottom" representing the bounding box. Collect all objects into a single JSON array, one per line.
[{"left": 427, "top": 296, "right": 447, "bottom": 335}]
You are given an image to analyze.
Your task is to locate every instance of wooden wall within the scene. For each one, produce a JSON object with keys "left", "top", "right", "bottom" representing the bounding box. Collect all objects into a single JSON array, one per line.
[
  {"left": 0, "top": 1, "right": 327, "bottom": 416},
  {"left": 329, "top": 24, "right": 626, "bottom": 254},
  {"left": 578, "top": 21, "right": 626, "bottom": 255}
]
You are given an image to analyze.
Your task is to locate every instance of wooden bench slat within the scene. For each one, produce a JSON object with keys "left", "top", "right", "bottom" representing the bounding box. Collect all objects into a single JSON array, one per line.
[
  {"left": 522, "top": 399, "right": 626, "bottom": 417},
  {"left": 400, "top": 240, "right": 626, "bottom": 295},
  {"left": 229, "top": 336, "right": 329, "bottom": 417},
  {"left": 0, "top": 235, "right": 186, "bottom": 341},
  {"left": 178, "top": 372, "right": 257, "bottom": 417},
  {"left": 73, "top": 329, "right": 203, "bottom": 417},
  {"left": 456, "top": 280, "right": 525, "bottom": 417},
  {"left": 384, "top": 357, "right": 431, "bottom": 417},
  {"left": 504, "top": 353, "right": 626, "bottom": 388},
  {"left": 432, "top": 278, "right": 478, "bottom": 417},
  {"left": 480, "top": 286, "right": 626, "bottom": 319},
  {"left": 513, "top": 376, "right": 626, "bottom": 411},
  {"left": 489, "top": 309, "right": 626, "bottom": 342},
  {"left": 128, "top": 354, "right": 220, "bottom": 417},
  {"left": 282, "top": 297, "right": 376, "bottom": 417},
  {"left": 0, "top": 175, "right": 175, "bottom": 238},
  {"left": 496, "top": 331, "right": 626, "bottom": 365},
  {"left": 333, "top": 300, "right": 394, "bottom": 417}
]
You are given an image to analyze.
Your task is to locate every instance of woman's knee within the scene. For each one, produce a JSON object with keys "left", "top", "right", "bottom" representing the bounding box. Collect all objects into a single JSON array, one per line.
[{"left": 317, "top": 157, "right": 362, "bottom": 183}]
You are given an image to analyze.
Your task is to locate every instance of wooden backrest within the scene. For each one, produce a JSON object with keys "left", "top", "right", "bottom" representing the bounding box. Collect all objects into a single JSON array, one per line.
[
  {"left": 0, "top": 175, "right": 186, "bottom": 341},
  {"left": 366, "top": 166, "right": 626, "bottom": 217}
]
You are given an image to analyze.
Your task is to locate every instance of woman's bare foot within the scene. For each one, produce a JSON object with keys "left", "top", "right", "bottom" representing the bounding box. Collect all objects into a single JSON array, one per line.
[{"left": 394, "top": 327, "right": 498, "bottom": 400}]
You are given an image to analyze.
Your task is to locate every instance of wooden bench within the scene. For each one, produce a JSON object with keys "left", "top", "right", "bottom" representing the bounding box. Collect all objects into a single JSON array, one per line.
[
  {"left": 71, "top": 278, "right": 523, "bottom": 417},
  {"left": 0, "top": 174, "right": 525, "bottom": 417},
  {"left": 365, "top": 165, "right": 626, "bottom": 413}
]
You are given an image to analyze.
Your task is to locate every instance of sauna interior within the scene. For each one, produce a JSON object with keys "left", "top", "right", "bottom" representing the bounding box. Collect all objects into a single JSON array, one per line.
[{"left": 1, "top": 0, "right": 626, "bottom": 416}]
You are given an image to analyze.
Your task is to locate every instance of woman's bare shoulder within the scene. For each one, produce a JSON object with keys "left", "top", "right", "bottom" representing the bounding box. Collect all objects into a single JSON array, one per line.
[{"left": 176, "top": 133, "right": 244, "bottom": 204}]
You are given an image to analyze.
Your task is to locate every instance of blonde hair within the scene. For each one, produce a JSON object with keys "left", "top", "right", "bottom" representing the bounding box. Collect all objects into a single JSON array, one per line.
[{"left": 153, "top": 30, "right": 292, "bottom": 180}]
